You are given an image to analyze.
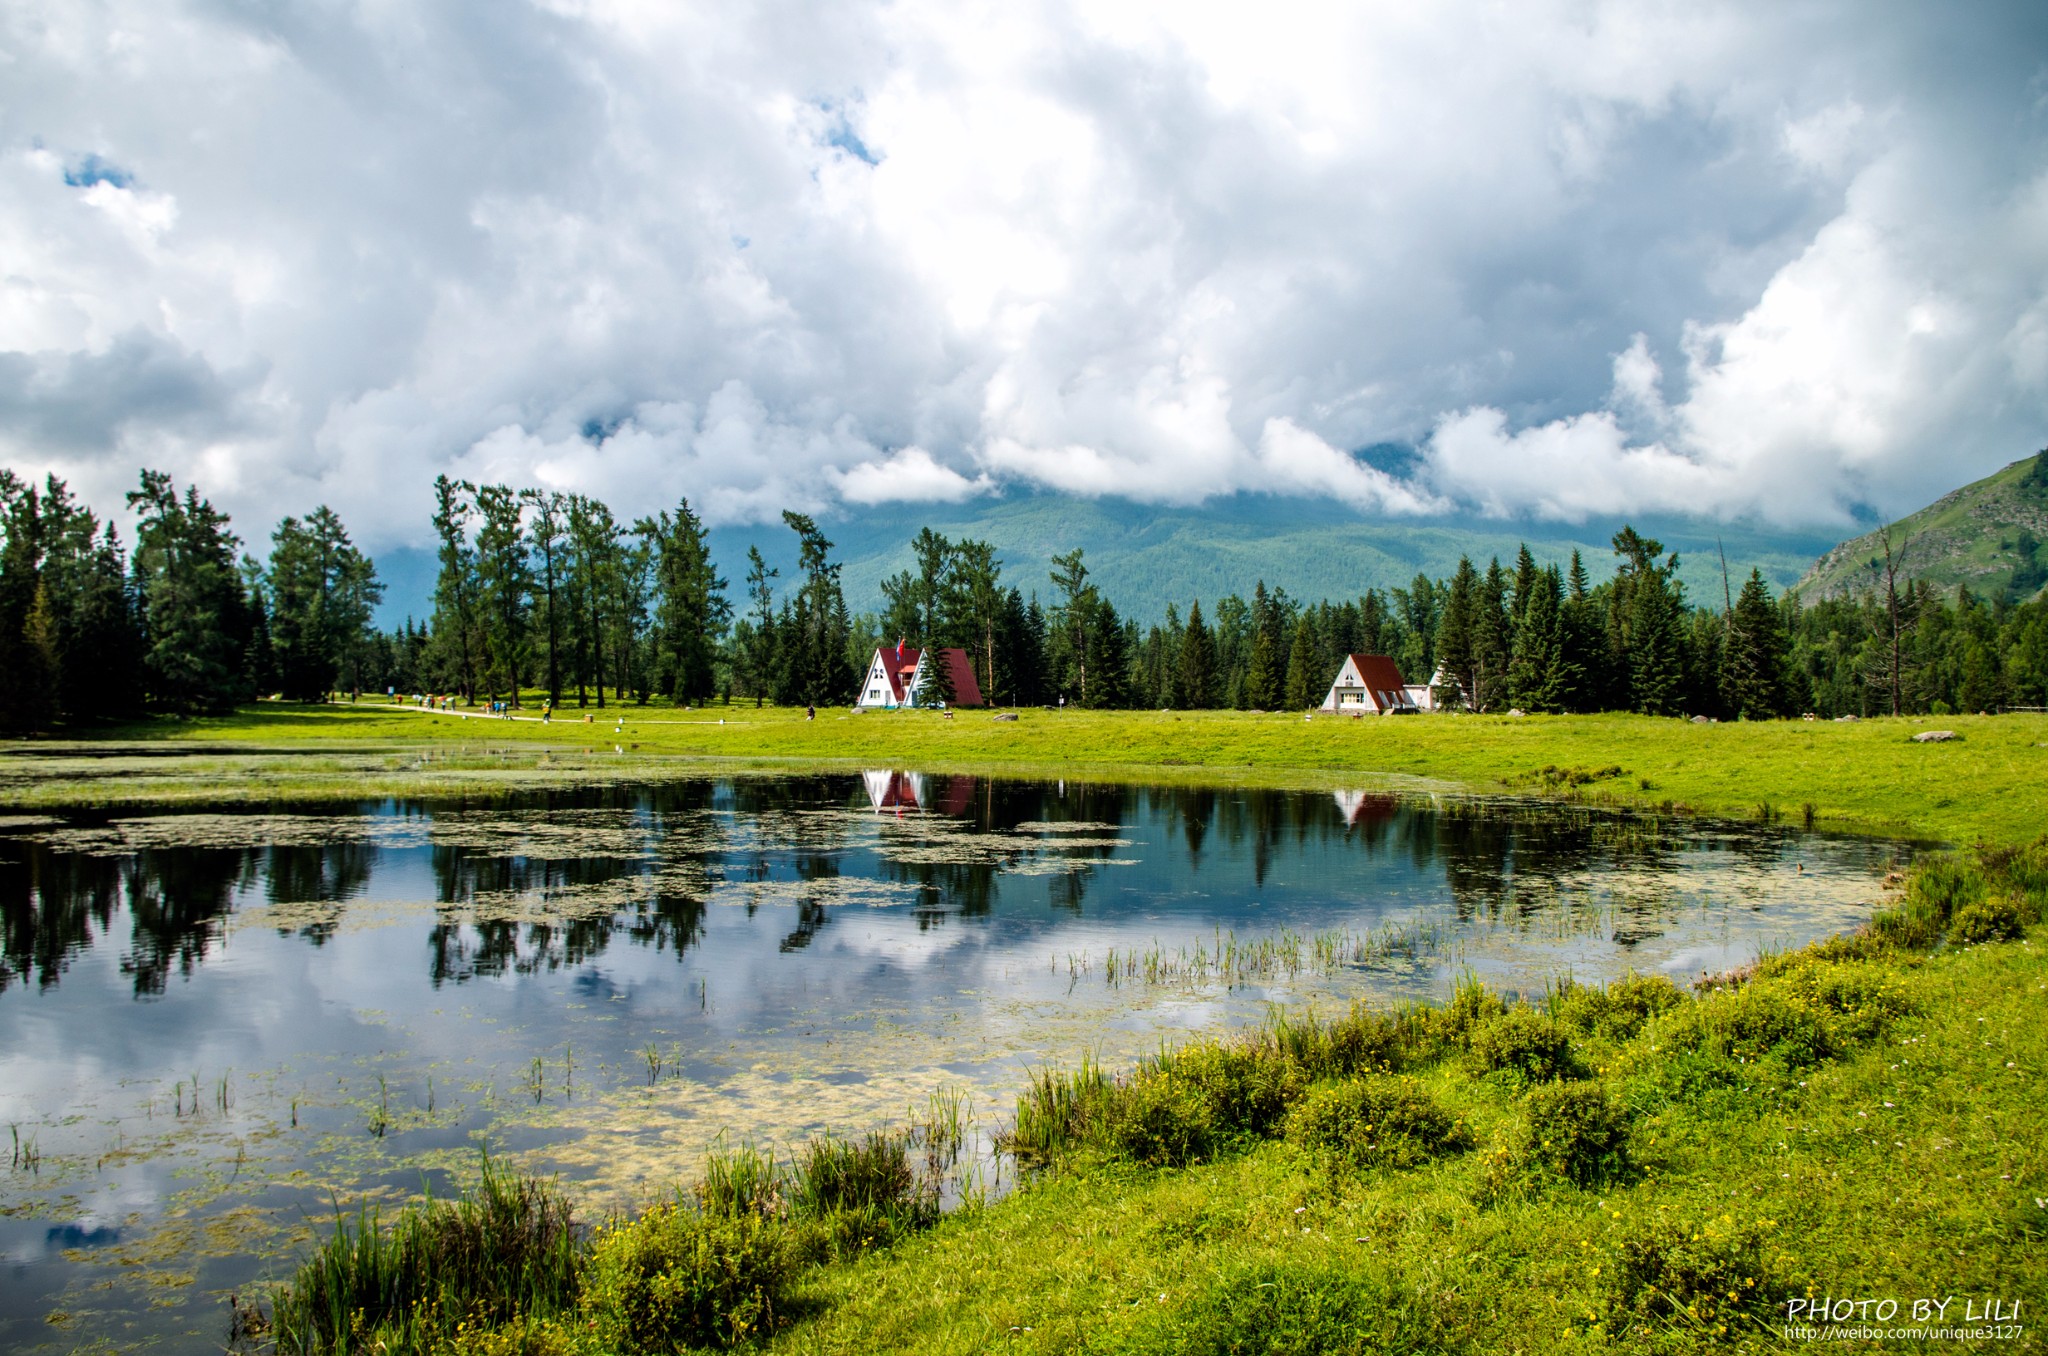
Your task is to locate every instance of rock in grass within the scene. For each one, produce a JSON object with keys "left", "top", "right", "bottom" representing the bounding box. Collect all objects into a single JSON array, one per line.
[
  {"left": 1912, "top": 730, "right": 1958, "bottom": 743},
  {"left": 991, "top": 712, "right": 1019, "bottom": 721}
]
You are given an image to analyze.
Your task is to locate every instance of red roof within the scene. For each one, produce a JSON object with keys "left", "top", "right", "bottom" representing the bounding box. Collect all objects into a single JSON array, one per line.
[
  {"left": 926, "top": 647, "right": 984, "bottom": 707},
  {"left": 1346, "top": 654, "right": 1408, "bottom": 695},
  {"left": 871, "top": 644, "right": 984, "bottom": 707}
]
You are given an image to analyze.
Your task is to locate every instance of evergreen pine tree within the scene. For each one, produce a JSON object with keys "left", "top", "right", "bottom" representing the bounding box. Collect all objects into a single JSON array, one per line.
[
  {"left": 1610, "top": 528, "right": 1687, "bottom": 715},
  {"left": 1283, "top": 615, "right": 1319, "bottom": 709},
  {"left": 471, "top": 483, "right": 532, "bottom": 706},
  {"left": 1179, "top": 600, "right": 1217, "bottom": 708},
  {"left": 1508, "top": 564, "right": 1569, "bottom": 711},
  {"left": 127, "top": 470, "right": 252, "bottom": 714},
  {"left": 1471, "top": 558, "right": 1511, "bottom": 711},
  {"left": 1434, "top": 556, "right": 1478, "bottom": 709},
  {"left": 1728, "top": 573, "right": 1794, "bottom": 721}
]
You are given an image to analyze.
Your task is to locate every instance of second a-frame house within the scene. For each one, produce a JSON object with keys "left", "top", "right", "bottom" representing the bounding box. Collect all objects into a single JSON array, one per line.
[{"left": 856, "top": 641, "right": 985, "bottom": 710}]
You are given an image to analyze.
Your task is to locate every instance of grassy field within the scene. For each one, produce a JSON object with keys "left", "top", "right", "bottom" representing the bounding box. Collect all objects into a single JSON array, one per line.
[{"left": 16, "top": 700, "right": 2045, "bottom": 845}]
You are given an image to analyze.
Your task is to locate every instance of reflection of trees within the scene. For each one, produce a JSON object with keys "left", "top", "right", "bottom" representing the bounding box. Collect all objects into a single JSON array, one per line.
[
  {"left": 0, "top": 830, "right": 391, "bottom": 993},
  {"left": 4, "top": 779, "right": 1810, "bottom": 1001},
  {"left": 425, "top": 784, "right": 722, "bottom": 985},
  {"left": 0, "top": 842, "right": 124, "bottom": 992},
  {"left": 120, "top": 848, "right": 248, "bottom": 995},
  {"left": 264, "top": 843, "right": 376, "bottom": 942}
]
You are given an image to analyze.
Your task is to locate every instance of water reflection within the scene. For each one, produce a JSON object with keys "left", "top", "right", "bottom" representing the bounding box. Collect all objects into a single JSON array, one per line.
[{"left": 0, "top": 775, "right": 1895, "bottom": 994}]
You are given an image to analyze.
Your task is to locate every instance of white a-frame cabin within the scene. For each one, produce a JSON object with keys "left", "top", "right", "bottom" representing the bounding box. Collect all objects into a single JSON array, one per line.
[{"left": 1319, "top": 653, "right": 1421, "bottom": 715}]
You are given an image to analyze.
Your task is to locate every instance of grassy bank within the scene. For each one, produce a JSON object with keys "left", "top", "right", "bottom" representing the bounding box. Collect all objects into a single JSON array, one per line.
[
  {"left": 250, "top": 840, "right": 2048, "bottom": 1355},
  {"left": 14, "top": 702, "right": 2048, "bottom": 844}
]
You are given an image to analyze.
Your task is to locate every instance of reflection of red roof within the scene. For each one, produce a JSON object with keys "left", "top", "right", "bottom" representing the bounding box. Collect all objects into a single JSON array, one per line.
[
  {"left": 863, "top": 770, "right": 977, "bottom": 815},
  {"left": 927, "top": 774, "right": 975, "bottom": 815},
  {"left": 1332, "top": 789, "right": 1398, "bottom": 827}
]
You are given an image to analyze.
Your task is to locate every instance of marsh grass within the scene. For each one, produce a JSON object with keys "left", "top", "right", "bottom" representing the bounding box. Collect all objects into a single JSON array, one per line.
[{"left": 269, "top": 1156, "right": 580, "bottom": 1354}]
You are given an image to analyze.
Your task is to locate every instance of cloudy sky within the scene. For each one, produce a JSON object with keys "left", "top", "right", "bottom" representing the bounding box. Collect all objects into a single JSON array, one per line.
[{"left": 3, "top": 0, "right": 2046, "bottom": 548}]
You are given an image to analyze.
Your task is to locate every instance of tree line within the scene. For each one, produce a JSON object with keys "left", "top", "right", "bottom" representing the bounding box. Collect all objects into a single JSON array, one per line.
[{"left": 2, "top": 465, "right": 2045, "bottom": 733}]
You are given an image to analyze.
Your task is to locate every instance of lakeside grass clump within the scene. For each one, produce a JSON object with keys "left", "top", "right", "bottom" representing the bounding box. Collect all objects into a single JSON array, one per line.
[
  {"left": 269, "top": 1157, "right": 580, "bottom": 1354},
  {"left": 251, "top": 836, "right": 2048, "bottom": 1354}
]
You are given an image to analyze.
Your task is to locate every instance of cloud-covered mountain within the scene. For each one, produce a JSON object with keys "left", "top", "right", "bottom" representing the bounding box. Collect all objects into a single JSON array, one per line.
[{"left": 4, "top": 1, "right": 2046, "bottom": 551}]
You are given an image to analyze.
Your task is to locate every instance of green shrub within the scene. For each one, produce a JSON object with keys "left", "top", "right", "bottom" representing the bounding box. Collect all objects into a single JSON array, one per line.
[
  {"left": 581, "top": 1204, "right": 794, "bottom": 1353},
  {"left": 1108, "top": 1071, "right": 1214, "bottom": 1167},
  {"left": 1666, "top": 981, "right": 1832, "bottom": 1068},
  {"left": 788, "top": 1202, "right": 907, "bottom": 1266},
  {"left": 423, "top": 1314, "right": 575, "bottom": 1356},
  {"left": 1164, "top": 1041, "right": 1304, "bottom": 1139},
  {"left": 1142, "top": 1259, "right": 1438, "bottom": 1355},
  {"left": 1982, "top": 837, "right": 2048, "bottom": 907},
  {"left": 1606, "top": 1214, "right": 1790, "bottom": 1338},
  {"left": 1284, "top": 1077, "right": 1470, "bottom": 1171},
  {"left": 696, "top": 1138, "right": 783, "bottom": 1220},
  {"left": 1793, "top": 962, "right": 1915, "bottom": 1043},
  {"left": 1874, "top": 853, "right": 1989, "bottom": 948},
  {"left": 1465, "top": 1007, "right": 1580, "bottom": 1081},
  {"left": 1271, "top": 1001, "right": 1423, "bottom": 1078},
  {"left": 1520, "top": 1080, "right": 1632, "bottom": 1186},
  {"left": 1951, "top": 893, "right": 2030, "bottom": 944},
  {"left": 1554, "top": 973, "right": 1683, "bottom": 1040},
  {"left": 1427, "top": 975, "right": 1508, "bottom": 1054}
]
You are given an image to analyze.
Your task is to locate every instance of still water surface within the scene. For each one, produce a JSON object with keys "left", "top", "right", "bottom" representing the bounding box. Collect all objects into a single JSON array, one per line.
[{"left": 0, "top": 772, "right": 1909, "bottom": 1351}]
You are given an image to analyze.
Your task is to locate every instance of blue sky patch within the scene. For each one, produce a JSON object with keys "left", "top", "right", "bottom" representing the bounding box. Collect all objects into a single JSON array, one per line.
[
  {"left": 64, "top": 153, "right": 134, "bottom": 190},
  {"left": 817, "top": 100, "right": 879, "bottom": 166}
]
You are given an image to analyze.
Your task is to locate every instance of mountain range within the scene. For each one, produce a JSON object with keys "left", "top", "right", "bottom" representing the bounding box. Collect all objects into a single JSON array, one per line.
[{"left": 369, "top": 454, "right": 2047, "bottom": 628}]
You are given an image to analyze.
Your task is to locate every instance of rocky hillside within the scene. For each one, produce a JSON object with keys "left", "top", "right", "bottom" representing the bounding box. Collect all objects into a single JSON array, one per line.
[{"left": 1797, "top": 450, "right": 2048, "bottom": 602}]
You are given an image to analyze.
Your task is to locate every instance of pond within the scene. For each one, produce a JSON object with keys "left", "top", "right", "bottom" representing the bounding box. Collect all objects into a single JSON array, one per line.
[{"left": 0, "top": 771, "right": 1911, "bottom": 1352}]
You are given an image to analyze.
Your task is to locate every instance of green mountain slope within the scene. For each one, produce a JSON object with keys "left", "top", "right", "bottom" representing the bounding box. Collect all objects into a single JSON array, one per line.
[{"left": 1796, "top": 451, "right": 2048, "bottom": 602}]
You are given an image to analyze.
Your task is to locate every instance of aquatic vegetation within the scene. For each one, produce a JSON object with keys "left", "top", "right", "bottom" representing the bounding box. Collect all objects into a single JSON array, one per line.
[
  {"left": 696, "top": 1139, "right": 783, "bottom": 1220},
  {"left": 789, "top": 1130, "right": 934, "bottom": 1229}
]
